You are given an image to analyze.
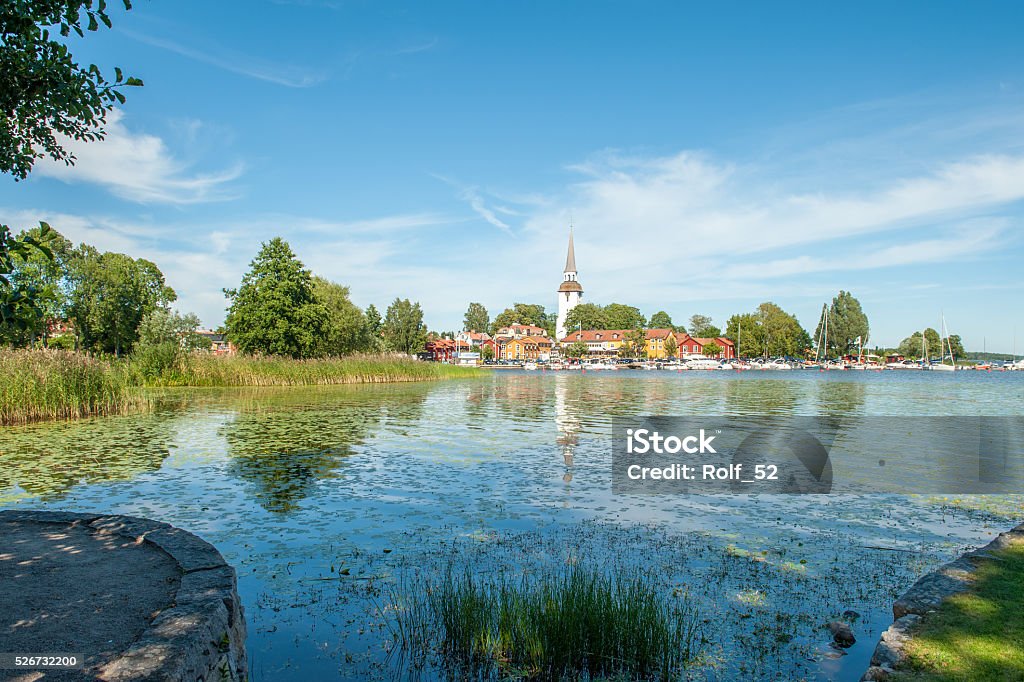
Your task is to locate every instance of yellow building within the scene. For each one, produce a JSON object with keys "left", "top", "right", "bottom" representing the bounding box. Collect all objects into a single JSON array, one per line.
[
  {"left": 644, "top": 328, "right": 677, "bottom": 359},
  {"left": 506, "top": 335, "right": 554, "bottom": 361}
]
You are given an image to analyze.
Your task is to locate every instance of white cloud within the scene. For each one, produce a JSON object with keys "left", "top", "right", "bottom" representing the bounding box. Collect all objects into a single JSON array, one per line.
[{"left": 33, "top": 110, "right": 243, "bottom": 204}]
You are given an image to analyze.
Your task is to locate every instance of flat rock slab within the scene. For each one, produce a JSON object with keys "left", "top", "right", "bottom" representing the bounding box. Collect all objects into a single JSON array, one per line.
[{"left": 0, "top": 511, "right": 246, "bottom": 682}]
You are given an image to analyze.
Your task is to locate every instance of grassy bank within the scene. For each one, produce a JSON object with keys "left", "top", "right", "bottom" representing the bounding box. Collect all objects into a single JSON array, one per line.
[
  {"left": 390, "top": 565, "right": 701, "bottom": 680},
  {"left": 0, "top": 349, "right": 476, "bottom": 424},
  {"left": 0, "top": 349, "right": 143, "bottom": 425},
  {"left": 893, "top": 542, "right": 1024, "bottom": 681},
  {"left": 140, "top": 353, "right": 475, "bottom": 387}
]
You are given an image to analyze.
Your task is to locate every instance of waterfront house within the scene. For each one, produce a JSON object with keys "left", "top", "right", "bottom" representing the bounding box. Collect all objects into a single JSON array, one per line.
[
  {"left": 506, "top": 335, "right": 554, "bottom": 361},
  {"left": 644, "top": 328, "right": 677, "bottom": 359},
  {"left": 676, "top": 334, "right": 735, "bottom": 359}
]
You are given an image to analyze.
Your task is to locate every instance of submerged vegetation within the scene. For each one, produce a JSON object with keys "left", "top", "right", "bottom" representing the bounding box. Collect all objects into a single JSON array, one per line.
[
  {"left": 0, "top": 349, "right": 475, "bottom": 424},
  {"left": 389, "top": 564, "right": 702, "bottom": 680}
]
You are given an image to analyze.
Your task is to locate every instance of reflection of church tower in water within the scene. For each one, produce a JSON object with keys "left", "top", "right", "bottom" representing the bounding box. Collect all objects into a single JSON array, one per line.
[
  {"left": 554, "top": 373, "right": 579, "bottom": 482},
  {"left": 556, "top": 227, "right": 583, "bottom": 342}
]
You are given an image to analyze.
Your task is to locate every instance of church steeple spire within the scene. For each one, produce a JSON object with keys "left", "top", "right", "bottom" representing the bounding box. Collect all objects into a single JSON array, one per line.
[{"left": 564, "top": 226, "right": 577, "bottom": 274}]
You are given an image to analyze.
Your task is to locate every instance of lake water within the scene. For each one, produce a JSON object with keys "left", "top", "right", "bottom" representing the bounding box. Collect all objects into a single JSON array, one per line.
[{"left": 2, "top": 370, "right": 1023, "bottom": 680}]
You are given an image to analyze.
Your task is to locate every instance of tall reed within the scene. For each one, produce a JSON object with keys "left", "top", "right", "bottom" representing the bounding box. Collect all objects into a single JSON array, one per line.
[
  {"left": 135, "top": 352, "right": 477, "bottom": 387},
  {"left": 0, "top": 348, "right": 142, "bottom": 425},
  {"left": 390, "top": 565, "right": 702, "bottom": 680}
]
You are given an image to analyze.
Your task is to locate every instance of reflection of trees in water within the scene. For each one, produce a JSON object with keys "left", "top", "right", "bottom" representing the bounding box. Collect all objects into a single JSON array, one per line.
[
  {"left": 222, "top": 386, "right": 428, "bottom": 514},
  {"left": 724, "top": 377, "right": 800, "bottom": 416},
  {"left": 814, "top": 378, "right": 866, "bottom": 416}
]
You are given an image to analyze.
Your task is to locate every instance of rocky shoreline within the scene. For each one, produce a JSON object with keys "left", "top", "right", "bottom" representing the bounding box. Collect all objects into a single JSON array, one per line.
[{"left": 861, "top": 522, "right": 1024, "bottom": 680}]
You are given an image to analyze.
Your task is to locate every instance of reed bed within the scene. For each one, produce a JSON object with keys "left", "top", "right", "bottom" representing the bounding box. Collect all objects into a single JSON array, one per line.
[
  {"left": 142, "top": 353, "right": 476, "bottom": 387},
  {"left": 0, "top": 348, "right": 143, "bottom": 425},
  {"left": 390, "top": 565, "right": 702, "bottom": 680},
  {"left": 1, "top": 349, "right": 475, "bottom": 424}
]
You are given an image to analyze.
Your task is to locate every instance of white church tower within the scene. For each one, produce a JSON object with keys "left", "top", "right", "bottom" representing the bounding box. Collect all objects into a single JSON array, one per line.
[{"left": 556, "top": 227, "right": 583, "bottom": 341}]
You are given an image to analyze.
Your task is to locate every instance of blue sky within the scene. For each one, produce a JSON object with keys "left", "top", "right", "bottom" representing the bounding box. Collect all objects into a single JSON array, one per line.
[{"left": 3, "top": 1, "right": 1024, "bottom": 351}]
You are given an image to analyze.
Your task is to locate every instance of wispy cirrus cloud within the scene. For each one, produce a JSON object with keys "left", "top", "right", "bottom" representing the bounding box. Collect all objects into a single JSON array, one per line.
[
  {"left": 123, "top": 29, "right": 328, "bottom": 88},
  {"left": 433, "top": 174, "right": 513, "bottom": 234},
  {"left": 33, "top": 110, "right": 243, "bottom": 204}
]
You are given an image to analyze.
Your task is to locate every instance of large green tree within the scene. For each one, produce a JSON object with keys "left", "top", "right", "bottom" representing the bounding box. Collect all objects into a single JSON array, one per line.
[
  {"left": 382, "top": 298, "right": 427, "bottom": 355},
  {"left": 491, "top": 303, "right": 548, "bottom": 332},
  {"left": 817, "top": 290, "right": 869, "bottom": 355},
  {"left": 603, "top": 303, "right": 646, "bottom": 330},
  {"left": 725, "top": 303, "right": 810, "bottom": 358},
  {"left": 364, "top": 303, "right": 383, "bottom": 350},
  {"left": 564, "top": 340, "right": 588, "bottom": 358},
  {"left": 224, "top": 238, "right": 328, "bottom": 358},
  {"left": 312, "top": 276, "right": 367, "bottom": 356},
  {"left": 648, "top": 310, "right": 674, "bottom": 330},
  {"left": 563, "top": 303, "right": 607, "bottom": 332},
  {"left": 463, "top": 302, "right": 489, "bottom": 333},
  {"left": 67, "top": 246, "right": 176, "bottom": 356}
]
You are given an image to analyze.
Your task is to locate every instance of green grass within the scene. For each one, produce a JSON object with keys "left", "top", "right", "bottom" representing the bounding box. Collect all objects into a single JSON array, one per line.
[
  {"left": 137, "top": 352, "right": 477, "bottom": 387},
  {"left": 0, "top": 349, "right": 477, "bottom": 424},
  {"left": 0, "top": 348, "right": 143, "bottom": 425},
  {"left": 389, "top": 565, "right": 702, "bottom": 680},
  {"left": 892, "top": 543, "right": 1024, "bottom": 682}
]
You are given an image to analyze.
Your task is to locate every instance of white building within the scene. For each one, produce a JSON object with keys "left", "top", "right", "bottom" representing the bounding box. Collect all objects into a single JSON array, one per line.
[{"left": 556, "top": 228, "right": 583, "bottom": 341}]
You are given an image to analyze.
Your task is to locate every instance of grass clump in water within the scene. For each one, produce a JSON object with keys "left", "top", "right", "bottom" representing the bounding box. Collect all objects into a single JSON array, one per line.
[
  {"left": 390, "top": 565, "right": 702, "bottom": 680},
  {"left": 0, "top": 348, "right": 142, "bottom": 425},
  {"left": 892, "top": 542, "right": 1024, "bottom": 681}
]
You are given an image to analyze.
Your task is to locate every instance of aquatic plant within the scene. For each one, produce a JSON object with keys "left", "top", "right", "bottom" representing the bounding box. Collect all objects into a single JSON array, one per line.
[
  {"left": 390, "top": 564, "right": 702, "bottom": 680},
  {"left": 137, "top": 352, "right": 477, "bottom": 387},
  {"left": 0, "top": 348, "right": 142, "bottom": 424}
]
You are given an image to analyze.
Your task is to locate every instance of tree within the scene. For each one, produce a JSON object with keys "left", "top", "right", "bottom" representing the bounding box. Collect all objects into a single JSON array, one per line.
[
  {"left": 725, "top": 313, "right": 761, "bottom": 358},
  {"left": 897, "top": 331, "right": 924, "bottom": 359},
  {"left": 67, "top": 246, "right": 176, "bottom": 356},
  {"left": 703, "top": 341, "right": 723, "bottom": 358},
  {"left": 756, "top": 302, "right": 810, "bottom": 357},
  {"left": 1, "top": 3, "right": 143, "bottom": 326},
  {"left": 312, "top": 277, "right": 368, "bottom": 356},
  {"left": 2, "top": 223, "right": 71, "bottom": 345},
  {"left": 603, "top": 303, "right": 645, "bottom": 330},
  {"left": 564, "top": 303, "right": 607, "bottom": 331},
  {"left": 688, "top": 314, "right": 720, "bottom": 338},
  {"left": 364, "top": 303, "right": 383, "bottom": 350},
  {"left": 480, "top": 344, "right": 494, "bottom": 361},
  {"left": 923, "top": 328, "right": 941, "bottom": 358},
  {"left": 491, "top": 303, "right": 548, "bottom": 332},
  {"left": 463, "top": 302, "right": 489, "bottom": 333},
  {"left": 132, "top": 308, "right": 209, "bottom": 380},
  {"left": 1, "top": 1, "right": 144, "bottom": 180},
  {"left": 564, "top": 340, "right": 589, "bottom": 359},
  {"left": 664, "top": 334, "right": 677, "bottom": 359},
  {"left": 947, "top": 334, "right": 965, "bottom": 358},
  {"left": 817, "top": 290, "right": 869, "bottom": 355},
  {"left": 224, "top": 238, "right": 328, "bottom": 358},
  {"left": 648, "top": 311, "right": 674, "bottom": 329},
  {"left": 624, "top": 327, "right": 647, "bottom": 358},
  {"left": 382, "top": 298, "right": 427, "bottom": 355},
  {"left": 725, "top": 304, "right": 810, "bottom": 358}
]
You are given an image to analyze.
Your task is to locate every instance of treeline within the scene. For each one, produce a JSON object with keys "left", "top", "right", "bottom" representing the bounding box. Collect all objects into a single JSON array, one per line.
[
  {"left": 0, "top": 228, "right": 432, "bottom": 366},
  {"left": 455, "top": 291, "right": 874, "bottom": 358}
]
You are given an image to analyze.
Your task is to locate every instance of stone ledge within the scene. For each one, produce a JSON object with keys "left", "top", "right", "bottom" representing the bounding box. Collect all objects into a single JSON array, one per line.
[
  {"left": 861, "top": 523, "right": 1024, "bottom": 681},
  {"left": 0, "top": 510, "right": 247, "bottom": 682}
]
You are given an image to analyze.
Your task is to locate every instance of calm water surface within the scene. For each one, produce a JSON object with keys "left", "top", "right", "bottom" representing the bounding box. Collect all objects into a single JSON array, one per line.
[{"left": 2, "top": 370, "right": 1023, "bottom": 681}]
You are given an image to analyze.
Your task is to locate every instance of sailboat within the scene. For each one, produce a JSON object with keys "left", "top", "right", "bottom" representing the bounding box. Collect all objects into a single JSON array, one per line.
[{"left": 932, "top": 315, "right": 957, "bottom": 372}]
